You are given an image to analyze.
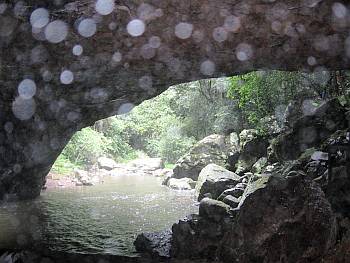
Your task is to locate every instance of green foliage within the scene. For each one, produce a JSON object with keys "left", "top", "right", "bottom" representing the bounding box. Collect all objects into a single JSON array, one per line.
[
  {"left": 228, "top": 71, "right": 301, "bottom": 128},
  {"left": 62, "top": 127, "right": 111, "bottom": 165},
  {"left": 51, "top": 154, "right": 80, "bottom": 175}
]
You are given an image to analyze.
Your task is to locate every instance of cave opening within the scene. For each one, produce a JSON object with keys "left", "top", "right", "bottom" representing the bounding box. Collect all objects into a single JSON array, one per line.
[
  {"left": 1, "top": 0, "right": 350, "bottom": 262},
  {"left": 2, "top": 70, "right": 349, "bottom": 260}
]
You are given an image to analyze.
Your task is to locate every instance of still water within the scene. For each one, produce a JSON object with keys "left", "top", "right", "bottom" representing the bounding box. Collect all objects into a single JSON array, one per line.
[{"left": 0, "top": 175, "right": 198, "bottom": 256}]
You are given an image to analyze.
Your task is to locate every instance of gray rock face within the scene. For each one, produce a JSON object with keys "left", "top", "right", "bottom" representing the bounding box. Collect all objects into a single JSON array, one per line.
[
  {"left": 219, "top": 175, "right": 337, "bottom": 263},
  {"left": 134, "top": 229, "right": 172, "bottom": 258},
  {"left": 235, "top": 129, "right": 268, "bottom": 174},
  {"left": 173, "top": 135, "right": 229, "bottom": 180},
  {"left": 0, "top": 0, "right": 349, "bottom": 200},
  {"left": 167, "top": 178, "right": 194, "bottom": 190},
  {"left": 269, "top": 99, "right": 347, "bottom": 162},
  {"left": 171, "top": 174, "right": 337, "bottom": 263},
  {"left": 195, "top": 164, "right": 240, "bottom": 201},
  {"left": 97, "top": 157, "right": 117, "bottom": 171}
]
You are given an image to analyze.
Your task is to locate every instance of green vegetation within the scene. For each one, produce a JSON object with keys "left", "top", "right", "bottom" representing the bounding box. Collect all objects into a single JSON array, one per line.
[{"left": 52, "top": 71, "right": 350, "bottom": 174}]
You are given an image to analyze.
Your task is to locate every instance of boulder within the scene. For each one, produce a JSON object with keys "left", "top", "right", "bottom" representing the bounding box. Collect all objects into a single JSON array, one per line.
[
  {"left": 195, "top": 164, "right": 241, "bottom": 201},
  {"left": 222, "top": 195, "right": 240, "bottom": 208},
  {"left": 97, "top": 157, "right": 117, "bottom": 171},
  {"left": 173, "top": 134, "right": 229, "bottom": 180},
  {"left": 167, "top": 178, "right": 194, "bottom": 190},
  {"left": 235, "top": 129, "right": 268, "bottom": 174},
  {"left": 134, "top": 229, "right": 172, "bottom": 258},
  {"left": 152, "top": 168, "right": 172, "bottom": 177},
  {"left": 269, "top": 98, "right": 347, "bottom": 162},
  {"left": 199, "top": 198, "right": 231, "bottom": 223},
  {"left": 324, "top": 165, "right": 350, "bottom": 218},
  {"left": 218, "top": 183, "right": 246, "bottom": 200},
  {"left": 129, "top": 158, "right": 164, "bottom": 171},
  {"left": 251, "top": 157, "right": 267, "bottom": 174},
  {"left": 218, "top": 174, "right": 337, "bottom": 263}
]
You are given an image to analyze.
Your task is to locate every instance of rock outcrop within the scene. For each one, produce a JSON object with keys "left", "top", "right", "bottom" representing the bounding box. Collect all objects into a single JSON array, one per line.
[
  {"left": 195, "top": 164, "right": 241, "bottom": 201},
  {"left": 235, "top": 129, "right": 269, "bottom": 174},
  {"left": 173, "top": 135, "right": 230, "bottom": 180},
  {"left": 170, "top": 175, "right": 337, "bottom": 262},
  {"left": 269, "top": 99, "right": 347, "bottom": 162}
]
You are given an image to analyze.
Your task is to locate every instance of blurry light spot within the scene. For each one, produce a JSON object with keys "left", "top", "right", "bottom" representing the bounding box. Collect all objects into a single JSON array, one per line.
[
  {"left": 127, "top": 19, "right": 145, "bottom": 37},
  {"left": 60, "top": 70, "right": 74, "bottom": 85},
  {"left": 18, "top": 79, "right": 37, "bottom": 99},
  {"left": 95, "top": 0, "right": 115, "bottom": 15},
  {"left": 149, "top": 36, "right": 161, "bottom": 48},
  {"left": 72, "top": 44, "right": 83, "bottom": 56},
  {"left": 12, "top": 97, "right": 36, "bottom": 120},
  {"left": 30, "top": 8, "right": 49, "bottom": 29},
  {"left": 212, "top": 27, "right": 228, "bottom": 42},
  {"left": 224, "top": 15, "right": 241, "bottom": 32},
  {"left": 175, "top": 22, "right": 193, "bottom": 39},
  {"left": 332, "top": 2, "right": 347, "bottom": 18},
  {"left": 112, "top": 52, "right": 122, "bottom": 62},
  {"left": 44, "top": 20, "right": 68, "bottom": 43},
  {"left": 236, "top": 43, "right": 253, "bottom": 61},
  {"left": 200, "top": 60, "right": 215, "bottom": 76},
  {"left": 78, "top": 18, "right": 97, "bottom": 38}
]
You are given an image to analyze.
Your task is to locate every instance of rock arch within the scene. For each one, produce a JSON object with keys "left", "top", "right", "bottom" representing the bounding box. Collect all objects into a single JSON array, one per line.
[{"left": 0, "top": 0, "right": 349, "bottom": 200}]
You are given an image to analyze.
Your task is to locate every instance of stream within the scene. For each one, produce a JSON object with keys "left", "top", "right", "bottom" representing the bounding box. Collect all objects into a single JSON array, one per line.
[{"left": 0, "top": 175, "right": 198, "bottom": 256}]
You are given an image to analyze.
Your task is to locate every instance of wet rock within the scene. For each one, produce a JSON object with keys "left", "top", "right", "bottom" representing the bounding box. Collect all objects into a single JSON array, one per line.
[
  {"left": 235, "top": 129, "right": 268, "bottom": 174},
  {"left": 97, "top": 157, "right": 117, "bottom": 171},
  {"left": 173, "top": 134, "right": 230, "bottom": 180},
  {"left": 195, "top": 164, "right": 240, "bottom": 201},
  {"left": 218, "top": 183, "right": 246, "bottom": 200},
  {"left": 129, "top": 158, "right": 164, "bottom": 171},
  {"left": 324, "top": 165, "right": 350, "bottom": 218},
  {"left": 199, "top": 198, "right": 231, "bottom": 223},
  {"left": 251, "top": 157, "right": 267, "bottom": 174},
  {"left": 219, "top": 175, "right": 337, "bottom": 263},
  {"left": 171, "top": 213, "right": 230, "bottom": 260},
  {"left": 167, "top": 178, "right": 194, "bottom": 190},
  {"left": 222, "top": 195, "right": 240, "bottom": 208},
  {"left": 152, "top": 168, "right": 172, "bottom": 177},
  {"left": 269, "top": 98, "right": 347, "bottom": 162},
  {"left": 134, "top": 229, "right": 172, "bottom": 258}
]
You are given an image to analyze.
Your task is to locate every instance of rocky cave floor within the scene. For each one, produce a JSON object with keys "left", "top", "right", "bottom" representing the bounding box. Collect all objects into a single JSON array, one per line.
[{"left": 2, "top": 98, "right": 350, "bottom": 263}]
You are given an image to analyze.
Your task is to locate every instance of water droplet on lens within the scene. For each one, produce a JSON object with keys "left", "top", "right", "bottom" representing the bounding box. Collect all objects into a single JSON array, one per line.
[
  {"left": 60, "top": 70, "right": 74, "bottom": 85},
  {"left": 127, "top": 19, "right": 145, "bottom": 37}
]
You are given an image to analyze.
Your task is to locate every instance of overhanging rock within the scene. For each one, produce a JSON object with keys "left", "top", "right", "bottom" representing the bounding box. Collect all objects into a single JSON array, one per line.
[{"left": 0, "top": 0, "right": 350, "bottom": 199}]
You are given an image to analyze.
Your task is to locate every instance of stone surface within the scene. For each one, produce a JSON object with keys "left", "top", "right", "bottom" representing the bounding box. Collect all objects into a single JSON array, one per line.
[
  {"left": 173, "top": 135, "right": 229, "bottom": 180},
  {"left": 269, "top": 99, "right": 347, "bottom": 162},
  {"left": 128, "top": 158, "right": 164, "bottom": 171},
  {"left": 235, "top": 129, "right": 268, "bottom": 174},
  {"left": 251, "top": 157, "right": 267, "bottom": 174},
  {"left": 134, "top": 229, "right": 172, "bottom": 258},
  {"left": 167, "top": 178, "right": 194, "bottom": 190},
  {"left": 195, "top": 164, "right": 240, "bottom": 201},
  {"left": 219, "top": 175, "right": 337, "bottom": 263},
  {"left": 97, "top": 157, "right": 117, "bottom": 170}
]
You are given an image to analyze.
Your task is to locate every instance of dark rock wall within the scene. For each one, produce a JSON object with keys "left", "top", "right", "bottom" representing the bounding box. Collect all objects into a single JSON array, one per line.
[{"left": 1, "top": 0, "right": 350, "bottom": 199}]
